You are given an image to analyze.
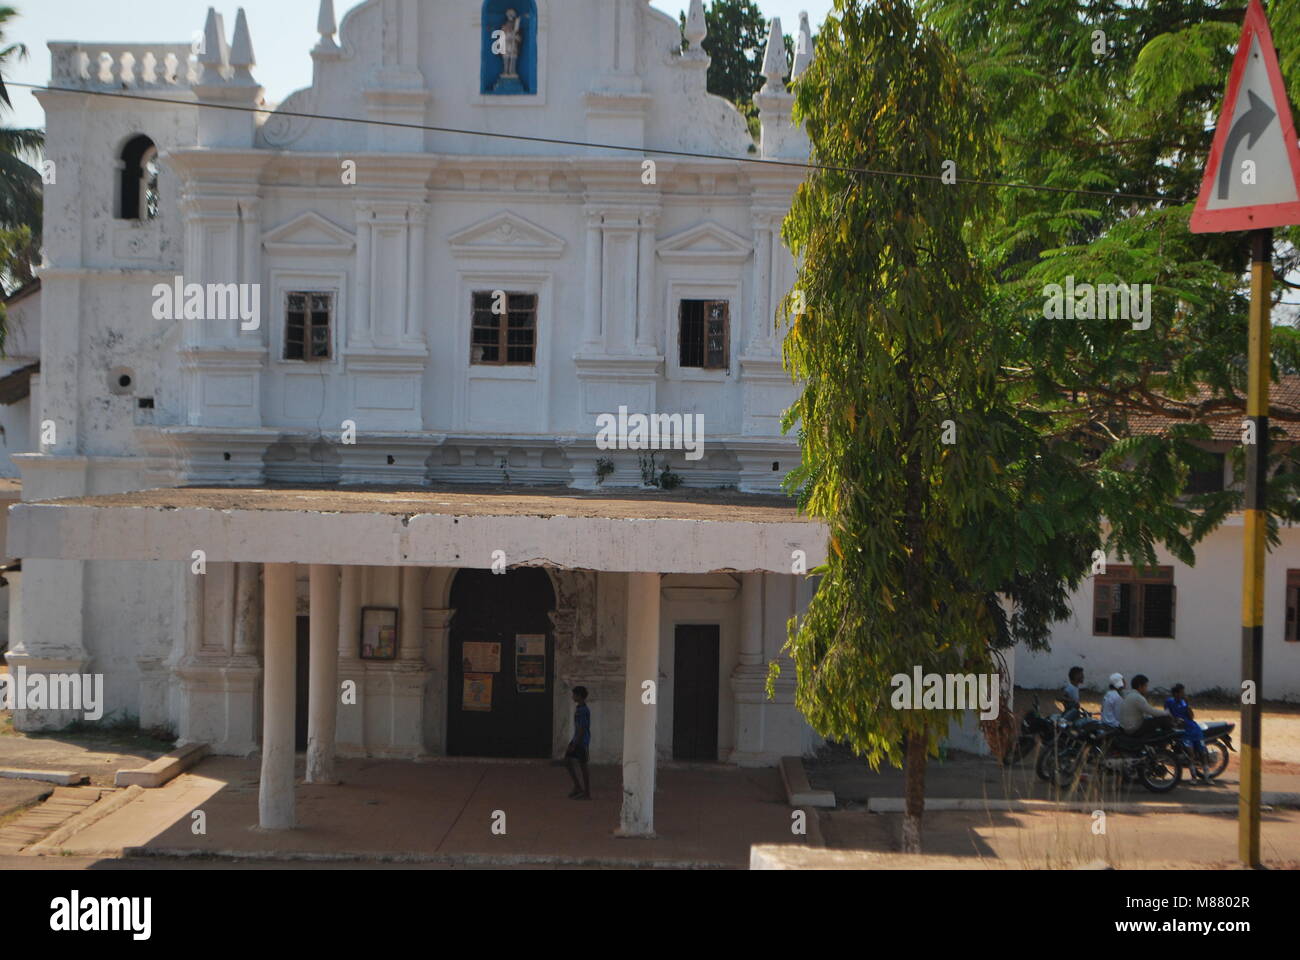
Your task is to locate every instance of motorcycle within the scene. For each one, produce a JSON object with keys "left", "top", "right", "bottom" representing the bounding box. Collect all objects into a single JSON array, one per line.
[
  {"left": 1172, "top": 719, "right": 1236, "bottom": 781},
  {"left": 1057, "top": 722, "right": 1185, "bottom": 794}
]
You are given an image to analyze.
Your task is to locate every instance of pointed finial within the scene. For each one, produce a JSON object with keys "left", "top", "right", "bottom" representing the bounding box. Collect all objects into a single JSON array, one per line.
[
  {"left": 685, "top": 0, "right": 707, "bottom": 57},
  {"left": 229, "top": 8, "right": 256, "bottom": 82},
  {"left": 198, "top": 7, "right": 230, "bottom": 78},
  {"left": 761, "top": 18, "right": 786, "bottom": 93},
  {"left": 792, "top": 12, "right": 814, "bottom": 80},
  {"left": 315, "top": 0, "right": 339, "bottom": 53}
]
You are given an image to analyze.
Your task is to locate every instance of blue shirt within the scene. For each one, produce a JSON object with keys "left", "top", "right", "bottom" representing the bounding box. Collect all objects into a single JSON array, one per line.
[{"left": 574, "top": 703, "right": 591, "bottom": 747}]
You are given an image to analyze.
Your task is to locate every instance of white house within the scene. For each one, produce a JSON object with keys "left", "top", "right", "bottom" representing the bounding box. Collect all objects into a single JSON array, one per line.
[{"left": 4, "top": 0, "right": 827, "bottom": 834}]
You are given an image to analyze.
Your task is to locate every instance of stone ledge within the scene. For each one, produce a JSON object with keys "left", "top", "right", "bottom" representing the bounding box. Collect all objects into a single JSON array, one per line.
[
  {"left": 778, "top": 756, "right": 835, "bottom": 808},
  {"left": 0, "top": 768, "right": 87, "bottom": 786},
  {"left": 114, "top": 743, "right": 209, "bottom": 788}
]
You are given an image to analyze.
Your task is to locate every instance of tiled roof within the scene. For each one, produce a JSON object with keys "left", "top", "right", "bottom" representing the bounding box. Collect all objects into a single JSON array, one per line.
[{"left": 1127, "top": 374, "right": 1300, "bottom": 441}]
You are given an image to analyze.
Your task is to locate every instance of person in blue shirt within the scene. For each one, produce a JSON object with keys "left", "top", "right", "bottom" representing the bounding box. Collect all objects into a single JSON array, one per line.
[
  {"left": 565, "top": 685, "right": 591, "bottom": 800},
  {"left": 1165, "top": 683, "right": 1207, "bottom": 780}
]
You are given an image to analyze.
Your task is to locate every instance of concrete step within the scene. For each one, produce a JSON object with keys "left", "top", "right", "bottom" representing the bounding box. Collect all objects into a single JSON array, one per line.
[
  {"left": 0, "top": 786, "right": 109, "bottom": 854},
  {"left": 115, "top": 743, "right": 209, "bottom": 788},
  {"left": 0, "top": 768, "right": 88, "bottom": 786}
]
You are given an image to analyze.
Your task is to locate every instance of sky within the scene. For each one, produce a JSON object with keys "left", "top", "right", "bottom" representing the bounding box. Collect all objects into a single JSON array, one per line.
[{"left": 2, "top": 1, "right": 836, "bottom": 132}]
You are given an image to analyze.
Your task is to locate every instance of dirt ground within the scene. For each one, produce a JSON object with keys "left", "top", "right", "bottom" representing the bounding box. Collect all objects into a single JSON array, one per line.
[{"left": 821, "top": 807, "right": 1300, "bottom": 869}]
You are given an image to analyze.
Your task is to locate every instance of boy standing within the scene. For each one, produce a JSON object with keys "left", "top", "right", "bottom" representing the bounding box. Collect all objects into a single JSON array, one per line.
[{"left": 565, "top": 686, "right": 591, "bottom": 800}]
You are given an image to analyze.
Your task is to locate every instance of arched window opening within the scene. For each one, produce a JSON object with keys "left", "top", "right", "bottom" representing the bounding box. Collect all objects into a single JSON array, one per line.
[{"left": 119, "top": 135, "right": 160, "bottom": 220}]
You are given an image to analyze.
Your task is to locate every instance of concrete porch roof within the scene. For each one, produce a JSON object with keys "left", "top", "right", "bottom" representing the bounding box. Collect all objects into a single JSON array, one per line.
[{"left": 6, "top": 484, "right": 828, "bottom": 574}]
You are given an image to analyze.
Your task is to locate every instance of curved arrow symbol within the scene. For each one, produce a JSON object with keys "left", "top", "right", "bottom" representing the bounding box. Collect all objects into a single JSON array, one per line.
[{"left": 1219, "top": 89, "right": 1276, "bottom": 200}]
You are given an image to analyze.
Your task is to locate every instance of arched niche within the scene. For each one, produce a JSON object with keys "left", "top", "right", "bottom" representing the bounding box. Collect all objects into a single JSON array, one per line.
[{"left": 480, "top": 0, "right": 538, "bottom": 95}]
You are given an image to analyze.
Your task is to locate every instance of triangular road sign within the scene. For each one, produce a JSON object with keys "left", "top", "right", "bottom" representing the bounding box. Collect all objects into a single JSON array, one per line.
[{"left": 1190, "top": 0, "right": 1300, "bottom": 233}]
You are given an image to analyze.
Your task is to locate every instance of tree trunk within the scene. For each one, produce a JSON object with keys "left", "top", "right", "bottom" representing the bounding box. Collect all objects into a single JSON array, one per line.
[{"left": 902, "top": 730, "right": 928, "bottom": 854}]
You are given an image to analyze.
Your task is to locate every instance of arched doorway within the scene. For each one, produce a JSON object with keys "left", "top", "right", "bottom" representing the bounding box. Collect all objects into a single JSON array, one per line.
[{"left": 447, "top": 567, "right": 556, "bottom": 757}]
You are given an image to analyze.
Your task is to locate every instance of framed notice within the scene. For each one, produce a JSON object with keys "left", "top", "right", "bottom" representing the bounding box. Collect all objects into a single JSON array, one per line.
[
  {"left": 516, "top": 634, "right": 546, "bottom": 693},
  {"left": 359, "top": 607, "right": 398, "bottom": 660},
  {"left": 462, "top": 641, "right": 501, "bottom": 673},
  {"left": 463, "top": 673, "right": 493, "bottom": 711}
]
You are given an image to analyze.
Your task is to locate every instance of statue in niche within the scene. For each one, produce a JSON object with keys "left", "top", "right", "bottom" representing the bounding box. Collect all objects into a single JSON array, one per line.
[{"left": 491, "top": 8, "right": 530, "bottom": 93}]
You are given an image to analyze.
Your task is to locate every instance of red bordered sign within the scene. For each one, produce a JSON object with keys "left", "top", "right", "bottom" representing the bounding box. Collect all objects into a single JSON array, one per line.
[{"left": 1190, "top": 0, "right": 1300, "bottom": 233}]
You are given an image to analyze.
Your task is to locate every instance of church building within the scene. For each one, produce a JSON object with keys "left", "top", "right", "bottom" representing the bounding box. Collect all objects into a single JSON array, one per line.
[{"left": 5, "top": 0, "right": 828, "bottom": 834}]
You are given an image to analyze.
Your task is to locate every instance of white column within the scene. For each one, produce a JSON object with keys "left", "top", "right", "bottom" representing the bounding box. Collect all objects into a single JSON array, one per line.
[
  {"left": 336, "top": 566, "right": 365, "bottom": 753},
  {"left": 730, "top": 573, "right": 767, "bottom": 765},
  {"left": 259, "top": 563, "right": 297, "bottom": 830},
  {"left": 232, "top": 562, "right": 259, "bottom": 661},
  {"left": 583, "top": 207, "right": 604, "bottom": 347},
  {"left": 635, "top": 209, "right": 659, "bottom": 354},
  {"left": 184, "top": 563, "right": 204, "bottom": 659},
  {"left": 404, "top": 204, "right": 427, "bottom": 342},
  {"left": 307, "top": 564, "right": 340, "bottom": 784},
  {"left": 352, "top": 204, "right": 373, "bottom": 346},
  {"left": 618, "top": 572, "right": 661, "bottom": 837},
  {"left": 399, "top": 566, "right": 423, "bottom": 663},
  {"left": 749, "top": 217, "right": 773, "bottom": 355}
]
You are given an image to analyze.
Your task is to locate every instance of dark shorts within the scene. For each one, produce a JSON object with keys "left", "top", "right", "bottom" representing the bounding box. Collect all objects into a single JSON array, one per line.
[{"left": 565, "top": 744, "right": 589, "bottom": 764}]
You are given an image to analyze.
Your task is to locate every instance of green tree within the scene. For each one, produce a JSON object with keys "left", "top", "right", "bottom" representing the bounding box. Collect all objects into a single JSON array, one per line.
[
  {"left": 775, "top": 0, "right": 1300, "bottom": 853},
  {"left": 776, "top": 0, "right": 1086, "bottom": 852},
  {"left": 0, "top": 4, "right": 43, "bottom": 299}
]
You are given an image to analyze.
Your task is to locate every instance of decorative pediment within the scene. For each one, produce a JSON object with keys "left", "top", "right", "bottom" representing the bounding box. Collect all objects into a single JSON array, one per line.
[
  {"left": 262, "top": 212, "right": 356, "bottom": 257},
  {"left": 447, "top": 211, "right": 566, "bottom": 260},
  {"left": 656, "top": 221, "right": 753, "bottom": 264}
]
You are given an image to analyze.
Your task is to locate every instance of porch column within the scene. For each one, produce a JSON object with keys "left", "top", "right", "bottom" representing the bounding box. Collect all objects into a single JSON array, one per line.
[
  {"left": 730, "top": 572, "right": 767, "bottom": 765},
  {"left": 307, "top": 564, "right": 340, "bottom": 784},
  {"left": 336, "top": 566, "right": 365, "bottom": 754},
  {"left": 618, "top": 572, "right": 661, "bottom": 837},
  {"left": 399, "top": 566, "right": 423, "bottom": 663},
  {"left": 259, "top": 563, "right": 297, "bottom": 830}
]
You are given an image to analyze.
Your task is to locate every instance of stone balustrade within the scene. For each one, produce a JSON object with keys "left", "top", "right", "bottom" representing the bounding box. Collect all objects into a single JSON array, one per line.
[{"left": 49, "top": 42, "right": 201, "bottom": 89}]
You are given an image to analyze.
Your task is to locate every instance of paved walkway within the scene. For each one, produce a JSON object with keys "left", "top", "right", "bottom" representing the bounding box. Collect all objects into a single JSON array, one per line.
[
  {"left": 27, "top": 756, "right": 802, "bottom": 868},
  {"left": 808, "top": 752, "right": 1300, "bottom": 807}
]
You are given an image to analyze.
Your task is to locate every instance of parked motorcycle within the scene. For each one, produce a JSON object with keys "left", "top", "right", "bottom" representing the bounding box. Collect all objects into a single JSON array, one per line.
[
  {"left": 1172, "top": 719, "right": 1236, "bottom": 781},
  {"left": 1056, "top": 722, "right": 1185, "bottom": 794}
]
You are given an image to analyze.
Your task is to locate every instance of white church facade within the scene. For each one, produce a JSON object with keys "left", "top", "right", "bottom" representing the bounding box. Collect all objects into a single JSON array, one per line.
[{"left": 4, "top": 0, "right": 828, "bottom": 833}]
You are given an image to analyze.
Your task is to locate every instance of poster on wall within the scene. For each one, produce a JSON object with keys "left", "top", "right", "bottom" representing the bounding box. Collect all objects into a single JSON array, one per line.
[
  {"left": 462, "top": 641, "right": 501, "bottom": 673},
  {"left": 463, "top": 673, "right": 493, "bottom": 711},
  {"left": 359, "top": 607, "right": 398, "bottom": 660},
  {"left": 515, "top": 634, "right": 546, "bottom": 693}
]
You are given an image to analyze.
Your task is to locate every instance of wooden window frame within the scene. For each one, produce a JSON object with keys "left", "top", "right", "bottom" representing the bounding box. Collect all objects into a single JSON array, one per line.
[
  {"left": 678, "top": 299, "right": 730, "bottom": 372},
  {"left": 1092, "top": 565, "right": 1176, "bottom": 638},
  {"left": 283, "top": 290, "right": 334, "bottom": 362},
  {"left": 470, "top": 290, "right": 538, "bottom": 367}
]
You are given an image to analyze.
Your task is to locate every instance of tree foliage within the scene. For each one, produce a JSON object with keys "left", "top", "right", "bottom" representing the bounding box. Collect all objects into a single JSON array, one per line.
[{"left": 775, "top": 0, "right": 1300, "bottom": 850}]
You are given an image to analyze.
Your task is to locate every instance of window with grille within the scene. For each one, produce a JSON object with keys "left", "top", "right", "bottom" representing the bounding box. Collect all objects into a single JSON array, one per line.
[
  {"left": 1287, "top": 570, "right": 1299, "bottom": 643},
  {"left": 284, "top": 292, "right": 333, "bottom": 361},
  {"left": 1093, "top": 566, "right": 1176, "bottom": 638},
  {"left": 471, "top": 291, "right": 537, "bottom": 365},
  {"left": 1185, "top": 451, "right": 1226, "bottom": 494},
  {"left": 679, "top": 299, "right": 729, "bottom": 371}
]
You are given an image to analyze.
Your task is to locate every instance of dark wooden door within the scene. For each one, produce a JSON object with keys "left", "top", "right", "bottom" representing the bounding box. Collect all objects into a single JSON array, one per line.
[
  {"left": 673, "top": 624, "right": 720, "bottom": 762},
  {"left": 295, "top": 616, "right": 309, "bottom": 751},
  {"left": 448, "top": 568, "right": 555, "bottom": 758}
]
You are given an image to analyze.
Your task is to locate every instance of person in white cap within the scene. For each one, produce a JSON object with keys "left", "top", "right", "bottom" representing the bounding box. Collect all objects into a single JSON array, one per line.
[{"left": 1101, "top": 673, "right": 1125, "bottom": 727}]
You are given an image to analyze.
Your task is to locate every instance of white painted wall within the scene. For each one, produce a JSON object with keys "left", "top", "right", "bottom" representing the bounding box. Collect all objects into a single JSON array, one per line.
[{"left": 1018, "top": 520, "right": 1300, "bottom": 701}]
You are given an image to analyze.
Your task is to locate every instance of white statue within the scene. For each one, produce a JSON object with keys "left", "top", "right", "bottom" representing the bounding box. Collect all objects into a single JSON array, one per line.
[{"left": 496, "top": 9, "right": 527, "bottom": 79}]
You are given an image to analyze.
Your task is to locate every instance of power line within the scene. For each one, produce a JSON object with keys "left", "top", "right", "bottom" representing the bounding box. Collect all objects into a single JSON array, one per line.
[{"left": 15, "top": 80, "right": 1190, "bottom": 205}]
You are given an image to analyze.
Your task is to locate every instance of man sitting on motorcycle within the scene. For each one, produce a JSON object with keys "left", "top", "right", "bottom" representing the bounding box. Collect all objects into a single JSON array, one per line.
[
  {"left": 1101, "top": 673, "right": 1125, "bottom": 727},
  {"left": 1165, "top": 683, "right": 1207, "bottom": 778},
  {"left": 1062, "top": 666, "right": 1084, "bottom": 712},
  {"left": 1120, "top": 674, "right": 1174, "bottom": 738}
]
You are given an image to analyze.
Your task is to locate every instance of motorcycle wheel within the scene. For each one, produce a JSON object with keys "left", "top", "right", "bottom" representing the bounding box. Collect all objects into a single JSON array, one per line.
[
  {"left": 1139, "top": 746, "right": 1182, "bottom": 794},
  {"left": 1204, "top": 741, "right": 1230, "bottom": 780},
  {"left": 1034, "top": 741, "right": 1056, "bottom": 782}
]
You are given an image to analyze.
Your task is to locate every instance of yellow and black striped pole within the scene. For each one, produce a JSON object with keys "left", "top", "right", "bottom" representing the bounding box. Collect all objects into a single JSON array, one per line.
[{"left": 1239, "top": 227, "right": 1271, "bottom": 867}]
